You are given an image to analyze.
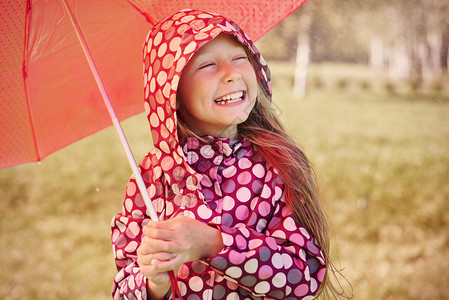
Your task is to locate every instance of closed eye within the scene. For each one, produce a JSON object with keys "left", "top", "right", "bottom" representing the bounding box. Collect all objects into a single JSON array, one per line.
[
  {"left": 198, "top": 62, "right": 215, "bottom": 69},
  {"left": 233, "top": 55, "right": 249, "bottom": 61}
]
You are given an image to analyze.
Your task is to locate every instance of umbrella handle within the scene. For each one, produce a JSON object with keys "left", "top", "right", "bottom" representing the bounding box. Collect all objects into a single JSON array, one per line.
[{"left": 59, "top": 0, "right": 159, "bottom": 221}]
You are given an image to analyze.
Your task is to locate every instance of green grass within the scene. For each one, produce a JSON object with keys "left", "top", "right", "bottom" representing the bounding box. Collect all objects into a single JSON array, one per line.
[{"left": 1, "top": 63, "right": 448, "bottom": 299}]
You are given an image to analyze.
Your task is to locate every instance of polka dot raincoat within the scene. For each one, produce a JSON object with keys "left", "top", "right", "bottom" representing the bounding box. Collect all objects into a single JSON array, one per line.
[{"left": 111, "top": 9, "right": 326, "bottom": 300}]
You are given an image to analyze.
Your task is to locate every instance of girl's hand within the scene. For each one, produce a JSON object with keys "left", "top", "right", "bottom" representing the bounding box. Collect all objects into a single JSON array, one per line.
[
  {"left": 137, "top": 236, "right": 175, "bottom": 298},
  {"left": 142, "top": 215, "right": 224, "bottom": 272}
]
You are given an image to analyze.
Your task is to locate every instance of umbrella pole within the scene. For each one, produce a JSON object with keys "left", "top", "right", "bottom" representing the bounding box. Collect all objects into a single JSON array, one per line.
[
  {"left": 60, "top": 3, "right": 183, "bottom": 299},
  {"left": 59, "top": 0, "right": 159, "bottom": 222}
]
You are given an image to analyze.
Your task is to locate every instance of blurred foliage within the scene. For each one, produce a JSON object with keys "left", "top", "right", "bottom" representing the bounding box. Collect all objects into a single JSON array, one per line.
[{"left": 257, "top": 0, "right": 449, "bottom": 68}]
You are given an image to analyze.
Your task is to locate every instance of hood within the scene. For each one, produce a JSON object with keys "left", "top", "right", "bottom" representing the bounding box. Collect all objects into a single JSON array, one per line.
[{"left": 142, "top": 9, "right": 271, "bottom": 204}]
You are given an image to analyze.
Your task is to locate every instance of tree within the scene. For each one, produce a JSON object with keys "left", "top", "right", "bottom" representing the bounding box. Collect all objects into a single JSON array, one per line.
[
  {"left": 361, "top": 0, "right": 449, "bottom": 82},
  {"left": 257, "top": 0, "right": 449, "bottom": 94},
  {"left": 293, "top": 1, "right": 314, "bottom": 98}
]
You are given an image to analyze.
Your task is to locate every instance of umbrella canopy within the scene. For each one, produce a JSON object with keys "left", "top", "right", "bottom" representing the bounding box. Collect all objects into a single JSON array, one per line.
[{"left": 0, "top": 0, "right": 307, "bottom": 169}]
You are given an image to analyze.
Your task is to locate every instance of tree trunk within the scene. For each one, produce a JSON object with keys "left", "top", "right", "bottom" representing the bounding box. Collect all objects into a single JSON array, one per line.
[
  {"left": 427, "top": 32, "right": 443, "bottom": 80},
  {"left": 389, "top": 39, "right": 410, "bottom": 80},
  {"left": 440, "top": 25, "right": 449, "bottom": 75},
  {"left": 441, "top": 26, "right": 449, "bottom": 75},
  {"left": 418, "top": 41, "right": 432, "bottom": 82},
  {"left": 370, "top": 37, "right": 385, "bottom": 71},
  {"left": 293, "top": 31, "right": 310, "bottom": 98},
  {"left": 293, "top": 5, "right": 313, "bottom": 99}
]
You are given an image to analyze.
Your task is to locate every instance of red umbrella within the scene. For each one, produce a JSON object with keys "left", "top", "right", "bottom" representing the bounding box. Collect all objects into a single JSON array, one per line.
[
  {"left": 1, "top": 0, "right": 309, "bottom": 219},
  {"left": 0, "top": 0, "right": 307, "bottom": 169}
]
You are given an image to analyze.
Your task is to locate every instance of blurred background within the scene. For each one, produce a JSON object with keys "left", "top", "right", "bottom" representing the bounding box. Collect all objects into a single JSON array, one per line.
[{"left": 1, "top": 0, "right": 448, "bottom": 299}]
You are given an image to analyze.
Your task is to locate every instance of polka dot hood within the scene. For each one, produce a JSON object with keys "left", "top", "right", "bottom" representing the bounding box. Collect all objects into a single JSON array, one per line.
[
  {"left": 112, "top": 9, "right": 326, "bottom": 300},
  {"left": 142, "top": 9, "right": 271, "bottom": 206}
]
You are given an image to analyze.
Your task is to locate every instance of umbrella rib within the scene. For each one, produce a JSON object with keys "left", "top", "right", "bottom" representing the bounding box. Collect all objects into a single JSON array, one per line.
[
  {"left": 125, "top": 0, "right": 157, "bottom": 26},
  {"left": 256, "top": 0, "right": 310, "bottom": 41},
  {"left": 23, "top": 0, "right": 42, "bottom": 163}
]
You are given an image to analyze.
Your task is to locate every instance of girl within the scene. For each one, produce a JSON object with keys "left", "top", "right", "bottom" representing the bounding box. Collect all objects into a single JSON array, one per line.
[{"left": 112, "top": 9, "right": 343, "bottom": 300}]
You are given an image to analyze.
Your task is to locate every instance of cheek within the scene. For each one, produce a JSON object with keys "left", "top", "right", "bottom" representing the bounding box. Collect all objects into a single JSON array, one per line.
[
  {"left": 183, "top": 75, "right": 211, "bottom": 99},
  {"left": 247, "top": 75, "right": 258, "bottom": 100},
  {"left": 248, "top": 96, "right": 257, "bottom": 114},
  {"left": 245, "top": 68, "right": 258, "bottom": 92},
  {"left": 177, "top": 78, "right": 200, "bottom": 110}
]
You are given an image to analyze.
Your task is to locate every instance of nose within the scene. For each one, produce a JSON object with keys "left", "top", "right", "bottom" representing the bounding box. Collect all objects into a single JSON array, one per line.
[{"left": 221, "top": 62, "right": 241, "bottom": 83}]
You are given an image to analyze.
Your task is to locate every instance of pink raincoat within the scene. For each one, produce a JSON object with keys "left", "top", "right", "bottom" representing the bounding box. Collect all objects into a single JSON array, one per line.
[{"left": 111, "top": 9, "right": 326, "bottom": 300}]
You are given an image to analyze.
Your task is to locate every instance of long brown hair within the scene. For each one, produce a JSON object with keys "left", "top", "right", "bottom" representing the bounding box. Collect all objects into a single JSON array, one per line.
[{"left": 238, "top": 83, "right": 351, "bottom": 299}]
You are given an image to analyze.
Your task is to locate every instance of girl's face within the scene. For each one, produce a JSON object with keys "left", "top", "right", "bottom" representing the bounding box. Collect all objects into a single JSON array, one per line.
[{"left": 177, "top": 33, "right": 258, "bottom": 139}]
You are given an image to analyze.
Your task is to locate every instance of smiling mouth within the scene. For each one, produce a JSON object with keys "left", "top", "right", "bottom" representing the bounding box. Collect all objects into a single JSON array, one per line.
[{"left": 214, "top": 91, "right": 245, "bottom": 105}]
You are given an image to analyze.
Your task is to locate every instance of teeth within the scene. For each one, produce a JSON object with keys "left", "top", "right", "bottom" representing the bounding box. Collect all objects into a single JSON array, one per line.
[
  {"left": 216, "top": 98, "right": 241, "bottom": 105},
  {"left": 215, "top": 91, "right": 244, "bottom": 104}
]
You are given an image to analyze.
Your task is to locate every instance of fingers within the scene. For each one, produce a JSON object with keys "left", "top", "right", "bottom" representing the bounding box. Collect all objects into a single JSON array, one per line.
[
  {"left": 138, "top": 251, "right": 176, "bottom": 265},
  {"left": 139, "top": 256, "right": 180, "bottom": 278},
  {"left": 143, "top": 215, "right": 189, "bottom": 231},
  {"left": 138, "top": 234, "right": 178, "bottom": 279},
  {"left": 141, "top": 216, "right": 219, "bottom": 264},
  {"left": 138, "top": 250, "right": 178, "bottom": 278},
  {"left": 139, "top": 259, "right": 169, "bottom": 283},
  {"left": 138, "top": 238, "right": 177, "bottom": 263},
  {"left": 139, "top": 231, "right": 178, "bottom": 255},
  {"left": 143, "top": 220, "right": 178, "bottom": 240}
]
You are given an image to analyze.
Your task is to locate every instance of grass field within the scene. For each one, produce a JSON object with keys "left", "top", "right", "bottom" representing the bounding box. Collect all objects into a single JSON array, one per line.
[{"left": 1, "top": 63, "right": 448, "bottom": 299}]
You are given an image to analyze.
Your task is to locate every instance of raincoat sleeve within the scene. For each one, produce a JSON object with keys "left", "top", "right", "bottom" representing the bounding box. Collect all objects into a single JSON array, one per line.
[
  {"left": 203, "top": 177, "right": 326, "bottom": 299},
  {"left": 111, "top": 155, "right": 163, "bottom": 300}
]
